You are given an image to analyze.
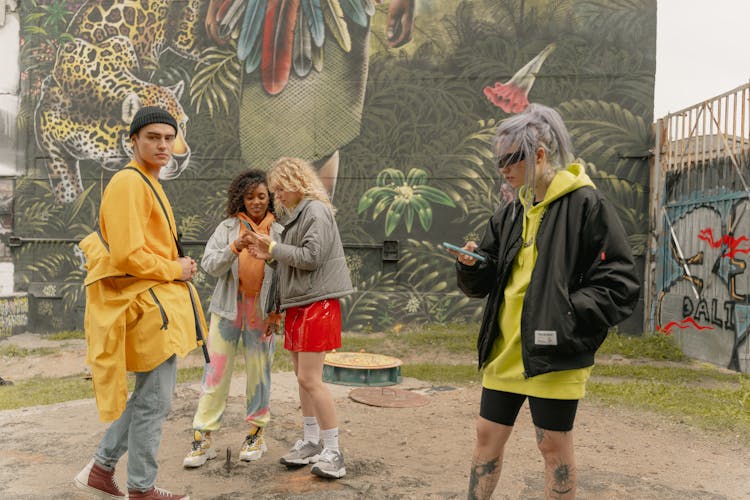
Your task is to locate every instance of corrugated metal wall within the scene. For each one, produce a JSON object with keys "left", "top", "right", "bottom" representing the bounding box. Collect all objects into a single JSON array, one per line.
[{"left": 650, "top": 83, "right": 750, "bottom": 372}]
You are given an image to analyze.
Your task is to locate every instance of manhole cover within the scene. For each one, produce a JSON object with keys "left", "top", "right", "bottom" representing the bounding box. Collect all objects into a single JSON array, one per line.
[
  {"left": 325, "top": 351, "right": 402, "bottom": 368},
  {"left": 349, "top": 387, "right": 429, "bottom": 408},
  {"left": 323, "top": 351, "right": 402, "bottom": 386}
]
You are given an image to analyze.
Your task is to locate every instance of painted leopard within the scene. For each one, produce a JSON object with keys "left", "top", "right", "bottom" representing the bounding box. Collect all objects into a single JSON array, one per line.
[
  {"left": 68, "top": 0, "right": 206, "bottom": 72},
  {"left": 33, "top": 0, "right": 208, "bottom": 203},
  {"left": 34, "top": 36, "right": 191, "bottom": 203}
]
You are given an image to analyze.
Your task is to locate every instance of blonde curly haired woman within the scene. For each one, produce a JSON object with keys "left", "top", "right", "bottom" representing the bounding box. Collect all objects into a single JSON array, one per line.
[{"left": 246, "top": 157, "right": 353, "bottom": 479}]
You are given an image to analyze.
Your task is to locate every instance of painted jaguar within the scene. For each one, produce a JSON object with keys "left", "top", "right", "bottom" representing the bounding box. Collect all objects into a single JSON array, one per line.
[{"left": 33, "top": 0, "right": 205, "bottom": 203}]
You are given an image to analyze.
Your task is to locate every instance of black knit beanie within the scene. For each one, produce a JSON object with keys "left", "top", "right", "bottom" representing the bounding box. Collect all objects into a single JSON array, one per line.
[{"left": 129, "top": 106, "right": 178, "bottom": 137}]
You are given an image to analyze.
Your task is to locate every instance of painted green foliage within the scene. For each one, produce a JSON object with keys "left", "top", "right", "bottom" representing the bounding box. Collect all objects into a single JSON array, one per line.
[
  {"left": 15, "top": 0, "right": 655, "bottom": 332},
  {"left": 357, "top": 168, "right": 455, "bottom": 236}
]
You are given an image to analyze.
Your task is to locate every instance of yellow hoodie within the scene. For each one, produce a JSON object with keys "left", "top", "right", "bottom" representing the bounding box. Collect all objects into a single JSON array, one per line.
[
  {"left": 80, "top": 161, "right": 206, "bottom": 421},
  {"left": 482, "top": 163, "right": 596, "bottom": 399}
]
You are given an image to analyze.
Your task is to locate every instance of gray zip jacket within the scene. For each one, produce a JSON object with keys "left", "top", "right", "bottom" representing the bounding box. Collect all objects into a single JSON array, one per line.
[
  {"left": 272, "top": 199, "right": 353, "bottom": 309},
  {"left": 201, "top": 217, "right": 284, "bottom": 321}
]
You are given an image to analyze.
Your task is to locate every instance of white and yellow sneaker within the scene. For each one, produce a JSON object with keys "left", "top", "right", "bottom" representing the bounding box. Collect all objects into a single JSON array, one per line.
[
  {"left": 183, "top": 430, "right": 217, "bottom": 468},
  {"left": 239, "top": 430, "right": 267, "bottom": 462}
]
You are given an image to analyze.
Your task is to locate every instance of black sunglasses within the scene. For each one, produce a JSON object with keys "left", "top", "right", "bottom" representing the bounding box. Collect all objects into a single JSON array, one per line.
[{"left": 496, "top": 150, "right": 525, "bottom": 169}]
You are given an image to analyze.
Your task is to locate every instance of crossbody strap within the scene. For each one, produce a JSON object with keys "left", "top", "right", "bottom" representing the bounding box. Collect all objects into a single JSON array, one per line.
[
  {"left": 123, "top": 167, "right": 185, "bottom": 257},
  {"left": 119, "top": 169, "right": 209, "bottom": 362}
]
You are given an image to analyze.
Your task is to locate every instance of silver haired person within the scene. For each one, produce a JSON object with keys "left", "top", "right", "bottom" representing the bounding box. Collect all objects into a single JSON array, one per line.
[{"left": 447, "top": 103, "right": 640, "bottom": 499}]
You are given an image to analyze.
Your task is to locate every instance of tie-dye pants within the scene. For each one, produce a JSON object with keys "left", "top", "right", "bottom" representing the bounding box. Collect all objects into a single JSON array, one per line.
[{"left": 192, "top": 295, "right": 274, "bottom": 431}]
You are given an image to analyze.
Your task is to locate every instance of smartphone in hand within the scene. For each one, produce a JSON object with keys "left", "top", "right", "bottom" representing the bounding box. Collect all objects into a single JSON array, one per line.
[{"left": 442, "top": 242, "right": 486, "bottom": 262}]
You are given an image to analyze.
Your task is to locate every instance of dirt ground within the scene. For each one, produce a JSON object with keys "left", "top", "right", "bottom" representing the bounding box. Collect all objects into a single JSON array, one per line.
[{"left": 1, "top": 333, "right": 749, "bottom": 499}]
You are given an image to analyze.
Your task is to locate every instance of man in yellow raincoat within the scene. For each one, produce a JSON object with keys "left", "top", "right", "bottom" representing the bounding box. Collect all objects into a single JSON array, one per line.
[{"left": 74, "top": 106, "right": 207, "bottom": 500}]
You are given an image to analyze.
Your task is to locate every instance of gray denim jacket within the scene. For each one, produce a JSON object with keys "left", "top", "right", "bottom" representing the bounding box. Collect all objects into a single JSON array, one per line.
[
  {"left": 272, "top": 199, "right": 353, "bottom": 309},
  {"left": 200, "top": 217, "right": 284, "bottom": 321}
]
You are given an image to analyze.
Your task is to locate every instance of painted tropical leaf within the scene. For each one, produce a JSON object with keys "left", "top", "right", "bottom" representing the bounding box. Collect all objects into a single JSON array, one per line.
[
  {"left": 412, "top": 196, "right": 432, "bottom": 230},
  {"left": 557, "top": 99, "right": 651, "bottom": 185},
  {"left": 577, "top": 0, "right": 654, "bottom": 43},
  {"left": 191, "top": 46, "right": 242, "bottom": 116},
  {"left": 358, "top": 167, "right": 456, "bottom": 236},
  {"left": 358, "top": 185, "right": 396, "bottom": 213},
  {"left": 403, "top": 200, "right": 414, "bottom": 232},
  {"left": 371, "top": 195, "right": 394, "bottom": 219},
  {"left": 377, "top": 168, "right": 406, "bottom": 186},
  {"left": 415, "top": 185, "right": 454, "bottom": 206},
  {"left": 585, "top": 160, "right": 648, "bottom": 256},
  {"left": 432, "top": 119, "right": 503, "bottom": 231},
  {"left": 406, "top": 168, "right": 429, "bottom": 186},
  {"left": 384, "top": 197, "right": 407, "bottom": 235},
  {"left": 339, "top": 271, "right": 405, "bottom": 329},
  {"left": 395, "top": 239, "right": 485, "bottom": 324}
]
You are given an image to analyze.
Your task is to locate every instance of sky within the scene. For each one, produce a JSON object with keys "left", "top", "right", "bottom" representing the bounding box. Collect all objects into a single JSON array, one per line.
[{"left": 655, "top": 0, "right": 750, "bottom": 117}]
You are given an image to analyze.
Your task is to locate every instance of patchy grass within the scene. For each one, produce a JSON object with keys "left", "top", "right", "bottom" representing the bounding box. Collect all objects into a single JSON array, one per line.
[
  {"left": 336, "top": 324, "right": 478, "bottom": 384},
  {"left": 0, "top": 344, "right": 56, "bottom": 357},
  {"left": 0, "top": 375, "right": 101, "bottom": 409},
  {"left": 272, "top": 347, "right": 294, "bottom": 372},
  {"left": 592, "top": 332, "right": 750, "bottom": 440},
  {"left": 46, "top": 330, "right": 85, "bottom": 341},
  {"left": 592, "top": 363, "right": 742, "bottom": 384},
  {"left": 588, "top": 378, "right": 750, "bottom": 441},
  {"left": 1, "top": 324, "right": 748, "bottom": 442},
  {"left": 176, "top": 366, "right": 204, "bottom": 384},
  {"left": 402, "top": 363, "right": 479, "bottom": 384},
  {"left": 339, "top": 323, "right": 476, "bottom": 360},
  {"left": 0, "top": 357, "right": 288, "bottom": 411},
  {"left": 598, "top": 331, "right": 686, "bottom": 361}
]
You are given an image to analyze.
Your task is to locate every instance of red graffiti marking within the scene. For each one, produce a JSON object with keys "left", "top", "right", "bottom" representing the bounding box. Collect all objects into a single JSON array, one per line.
[
  {"left": 698, "top": 227, "right": 750, "bottom": 258},
  {"left": 659, "top": 317, "right": 715, "bottom": 335}
]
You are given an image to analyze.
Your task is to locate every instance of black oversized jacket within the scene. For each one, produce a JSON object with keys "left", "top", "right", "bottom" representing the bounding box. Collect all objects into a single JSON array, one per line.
[{"left": 456, "top": 186, "right": 640, "bottom": 377}]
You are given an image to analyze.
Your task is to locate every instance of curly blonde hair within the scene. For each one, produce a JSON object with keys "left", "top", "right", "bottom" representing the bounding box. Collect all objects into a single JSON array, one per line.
[{"left": 267, "top": 157, "right": 335, "bottom": 215}]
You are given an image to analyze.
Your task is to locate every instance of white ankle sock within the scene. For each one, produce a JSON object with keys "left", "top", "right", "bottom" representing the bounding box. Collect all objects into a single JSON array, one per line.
[
  {"left": 321, "top": 427, "right": 339, "bottom": 452},
  {"left": 303, "top": 416, "right": 320, "bottom": 444}
]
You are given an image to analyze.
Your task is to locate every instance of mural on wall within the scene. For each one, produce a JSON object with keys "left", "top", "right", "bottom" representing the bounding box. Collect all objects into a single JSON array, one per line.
[
  {"left": 0, "top": 293, "right": 27, "bottom": 338},
  {"left": 16, "top": 0, "right": 655, "bottom": 332},
  {"left": 651, "top": 88, "right": 750, "bottom": 373},
  {"left": 655, "top": 200, "right": 750, "bottom": 373}
]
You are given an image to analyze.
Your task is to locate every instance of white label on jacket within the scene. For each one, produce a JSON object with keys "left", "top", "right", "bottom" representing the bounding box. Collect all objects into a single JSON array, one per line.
[{"left": 535, "top": 330, "right": 557, "bottom": 345}]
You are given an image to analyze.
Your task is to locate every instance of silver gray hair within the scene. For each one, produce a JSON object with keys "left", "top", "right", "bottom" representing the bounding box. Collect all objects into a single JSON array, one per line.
[{"left": 492, "top": 104, "right": 575, "bottom": 204}]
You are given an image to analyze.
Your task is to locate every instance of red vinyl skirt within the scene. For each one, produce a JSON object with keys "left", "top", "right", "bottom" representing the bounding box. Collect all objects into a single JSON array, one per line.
[{"left": 283, "top": 298, "right": 342, "bottom": 352}]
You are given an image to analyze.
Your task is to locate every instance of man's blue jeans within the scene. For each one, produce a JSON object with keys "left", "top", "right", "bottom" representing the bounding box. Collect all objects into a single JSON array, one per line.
[{"left": 94, "top": 354, "right": 177, "bottom": 491}]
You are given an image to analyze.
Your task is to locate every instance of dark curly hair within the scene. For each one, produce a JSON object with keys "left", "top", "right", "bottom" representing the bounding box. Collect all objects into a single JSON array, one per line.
[{"left": 225, "top": 169, "right": 275, "bottom": 217}]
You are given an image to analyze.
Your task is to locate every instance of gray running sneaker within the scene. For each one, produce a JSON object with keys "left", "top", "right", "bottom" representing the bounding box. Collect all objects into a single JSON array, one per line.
[
  {"left": 310, "top": 448, "right": 346, "bottom": 479},
  {"left": 279, "top": 439, "right": 323, "bottom": 466}
]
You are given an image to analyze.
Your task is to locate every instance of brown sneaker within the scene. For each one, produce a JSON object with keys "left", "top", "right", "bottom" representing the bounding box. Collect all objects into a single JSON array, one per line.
[
  {"left": 128, "top": 486, "right": 190, "bottom": 499},
  {"left": 73, "top": 459, "right": 126, "bottom": 498}
]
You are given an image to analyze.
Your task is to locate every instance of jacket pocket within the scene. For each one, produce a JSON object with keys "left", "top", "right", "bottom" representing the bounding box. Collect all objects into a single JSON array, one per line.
[
  {"left": 527, "top": 293, "right": 580, "bottom": 355},
  {"left": 127, "top": 286, "right": 170, "bottom": 333},
  {"left": 148, "top": 288, "right": 169, "bottom": 330}
]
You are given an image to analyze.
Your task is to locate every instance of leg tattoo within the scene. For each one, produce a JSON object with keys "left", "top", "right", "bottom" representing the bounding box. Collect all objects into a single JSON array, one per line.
[
  {"left": 535, "top": 427, "right": 545, "bottom": 445},
  {"left": 468, "top": 457, "right": 501, "bottom": 500},
  {"left": 551, "top": 463, "right": 573, "bottom": 496},
  {"left": 536, "top": 427, "right": 576, "bottom": 499}
]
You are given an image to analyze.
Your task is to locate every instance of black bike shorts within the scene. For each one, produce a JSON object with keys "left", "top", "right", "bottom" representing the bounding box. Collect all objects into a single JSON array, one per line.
[{"left": 479, "top": 387, "right": 579, "bottom": 432}]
